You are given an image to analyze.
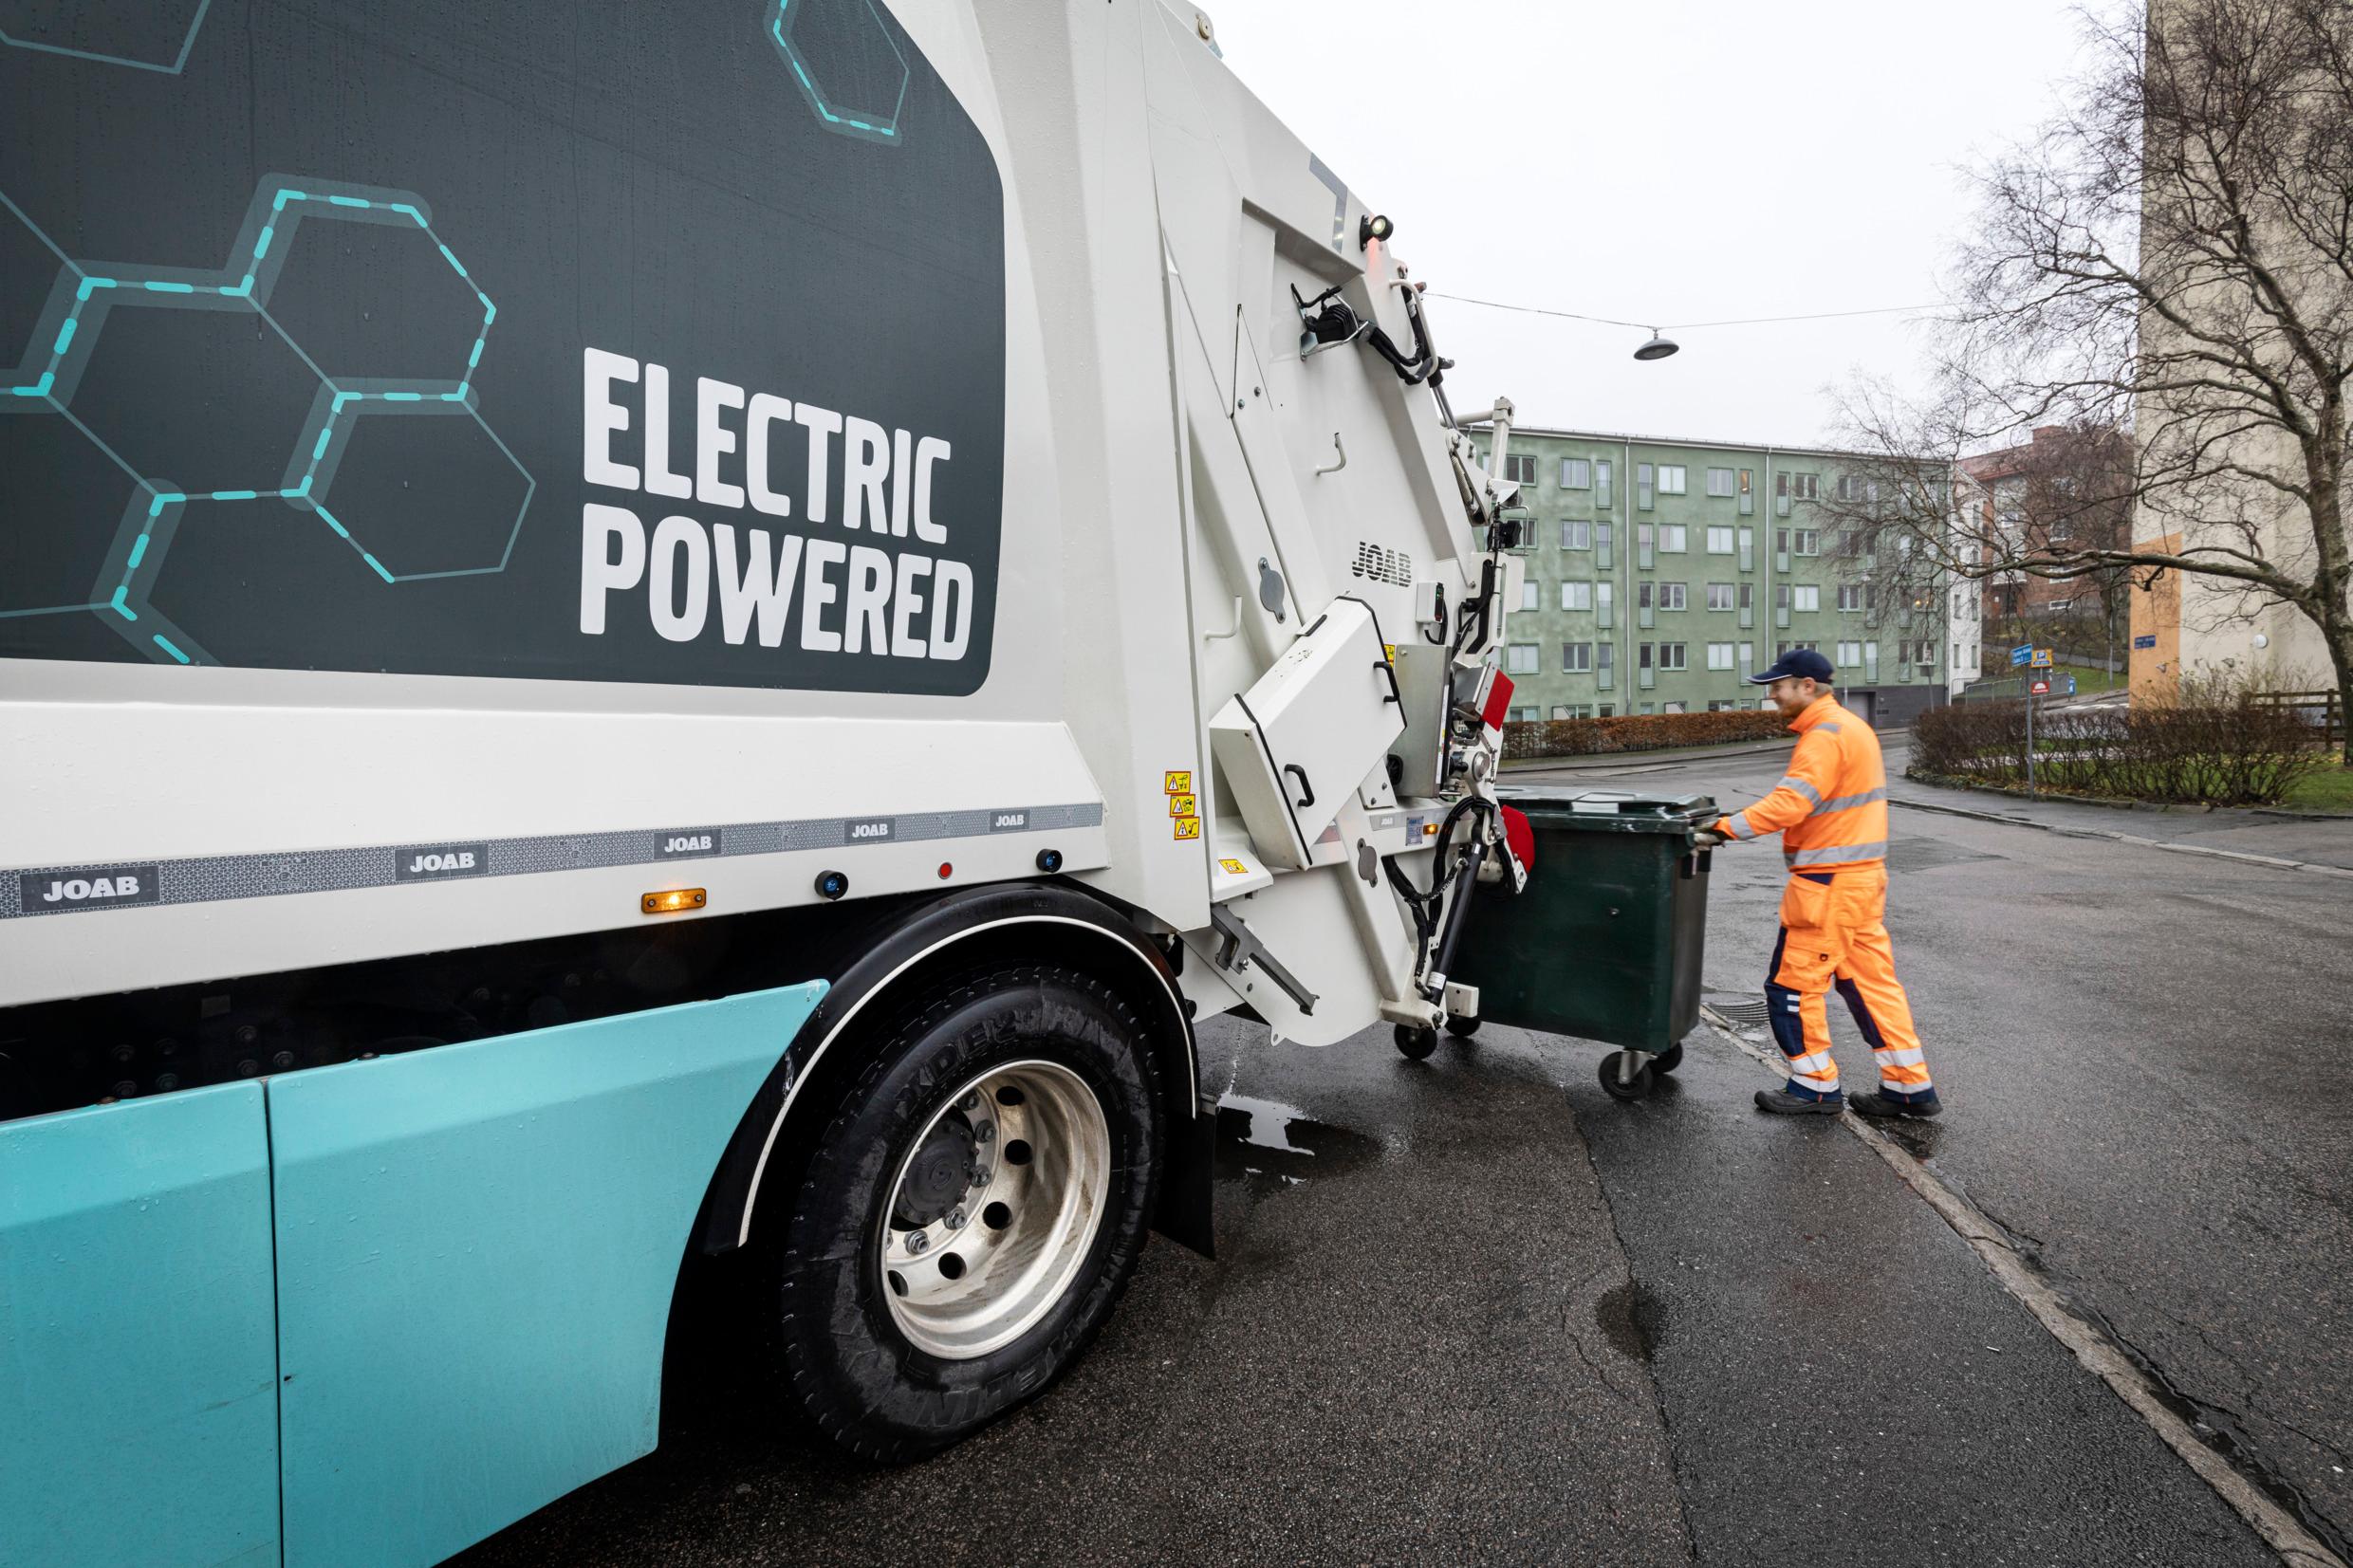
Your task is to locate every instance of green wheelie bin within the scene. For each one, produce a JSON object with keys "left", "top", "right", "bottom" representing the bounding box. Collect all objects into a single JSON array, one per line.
[{"left": 1445, "top": 790, "right": 1715, "bottom": 1101}]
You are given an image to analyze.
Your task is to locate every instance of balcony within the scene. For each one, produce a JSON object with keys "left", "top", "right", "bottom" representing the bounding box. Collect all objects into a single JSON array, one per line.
[
  {"left": 1775, "top": 549, "right": 1791, "bottom": 573},
  {"left": 1638, "top": 542, "right": 1655, "bottom": 570},
  {"left": 1776, "top": 607, "right": 1790, "bottom": 629},
  {"left": 1597, "top": 605, "right": 1613, "bottom": 630},
  {"left": 1597, "top": 667, "right": 1614, "bottom": 690},
  {"left": 1739, "top": 543, "right": 1753, "bottom": 572},
  {"left": 1598, "top": 544, "right": 1614, "bottom": 570},
  {"left": 1639, "top": 605, "right": 1655, "bottom": 629},
  {"left": 1638, "top": 666, "right": 1656, "bottom": 690},
  {"left": 1776, "top": 495, "right": 1791, "bottom": 518},
  {"left": 1738, "top": 606, "right": 1753, "bottom": 630}
]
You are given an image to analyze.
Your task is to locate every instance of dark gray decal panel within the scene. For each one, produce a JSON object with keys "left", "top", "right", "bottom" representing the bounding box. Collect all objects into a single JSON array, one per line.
[{"left": 0, "top": 0, "right": 1005, "bottom": 696}]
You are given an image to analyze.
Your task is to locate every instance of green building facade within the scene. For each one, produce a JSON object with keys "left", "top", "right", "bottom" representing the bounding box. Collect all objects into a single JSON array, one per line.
[{"left": 1468, "top": 426, "right": 1971, "bottom": 729}]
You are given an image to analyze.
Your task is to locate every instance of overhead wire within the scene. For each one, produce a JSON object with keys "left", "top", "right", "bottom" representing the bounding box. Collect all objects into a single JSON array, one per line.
[{"left": 1423, "top": 293, "right": 1947, "bottom": 331}]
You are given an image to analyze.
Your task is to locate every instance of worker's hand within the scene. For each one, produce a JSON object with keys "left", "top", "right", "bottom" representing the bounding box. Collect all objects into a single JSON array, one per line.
[{"left": 1692, "top": 827, "right": 1732, "bottom": 850}]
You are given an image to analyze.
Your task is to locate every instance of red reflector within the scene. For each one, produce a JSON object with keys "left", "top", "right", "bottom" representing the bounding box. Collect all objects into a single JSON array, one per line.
[
  {"left": 937, "top": 862, "right": 953, "bottom": 879},
  {"left": 1480, "top": 671, "right": 1515, "bottom": 730}
]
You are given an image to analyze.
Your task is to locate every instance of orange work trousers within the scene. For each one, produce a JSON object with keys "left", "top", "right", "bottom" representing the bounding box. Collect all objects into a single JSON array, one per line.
[{"left": 1764, "top": 865, "right": 1935, "bottom": 1104}]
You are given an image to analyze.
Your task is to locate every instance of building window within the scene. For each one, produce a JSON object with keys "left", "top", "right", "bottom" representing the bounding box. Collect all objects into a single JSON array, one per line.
[
  {"left": 1658, "top": 465, "right": 1688, "bottom": 495},
  {"left": 1562, "top": 581, "right": 1593, "bottom": 611},
  {"left": 1562, "top": 457, "right": 1592, "bottom": 489},
  {"left": 1792, "top": 585, "right": 1820, "bottom": 612},
  {"left": 1596, "top": 581, "right": 1614, "bottom": 615},
  {"left": 1639, "top": 703, "right": 1656, "bottom": 714},
  {"left": 1504, "top": 453, "right": 1536, "bottom": 485},
  {"left": 1658, "top": 642, "right": 1688, "bottom": 671},
  {"left": 1595, "top": 521, "right": 1613, "bottom": 556},
  {"left": 1837, "top": 473, "right": 1860, "bottom": 501},
  {"left": 1597, "top": 643, "right": 1614, "bottom": 677},
  {"left": 1658, "top": 524, "right": 1688, "bottom": 552},
  {"left": 1595, "top": 459, "right": 1613, "bottom": 508},
  {"left": 1780, "top": 472, "right": 1819, "bottom": 501},
  {"left": 1661, "top": 701, "right": 1686, "bottom": 714},
  {"left": 1706, "top": 526, "right": 1735, "bottom": 553},
  {"left": 1507, "top": 643, "right": 1538, "bottom": 674},
  {"left": 1777, "top": 640, "right": 1820, "bottom": 656},
  {"left": 1551, "top": 705, "right": 1573, "bottom": 720},
  {"left": 1599, "top": 703, "right": 1616, "bottom": 717},
  {"left": 1739, "top": 583, "right": 1755, "bottom": 611},
  {"left": 1707, "top": 582, "right": 1735, "bottom": 611},
  {"left": 1707, "top": 641, "right": 1736, "bottom": 670},
  {"left": 1954, "top": 641, "right": 1964, "bottom": 666},
  {"left": 1521, "top": 580, "right": 1541, "bottom": 611},
  {"left": 1706, "top": 468, "right": 1736, "bottom": 497},
  {"left": 1638, "top": 581, "right": 1654, "bottom": 612},
  {"left": 1658, "top": 582, "right": 1687, "bottom": 612},
  {"left": 1563, "top": 641, "right": 1594, "bottom": 673},
  {"left": 1562, "top": 519, "right": 1592, "bottom": 550},
  {"left": 1792, "top": 528, "right": 1820, "bottom": 555},
  {"left": 1837, "top": 640, "right": 1864, "bottom": 668},
  {"left": 1636, "top": 463, "right": 1655, "bottom": 510},
  {"left": 1510, "top": 705, "right": 1540, "bottom": 723},
  {"left": 1838, "top": 584, "right": 1865, "bottom": 611},
  {"left": 1639, "top": 642, "right": 1655, "bottom": 670},
  {"left": 1708, "top": 699, "right": 1739, "bottom": 711}
]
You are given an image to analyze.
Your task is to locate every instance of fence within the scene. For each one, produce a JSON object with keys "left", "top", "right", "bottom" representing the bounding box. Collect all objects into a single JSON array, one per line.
[{"left": 2251, "top": 690, "right": 2344, "bottom": 748}]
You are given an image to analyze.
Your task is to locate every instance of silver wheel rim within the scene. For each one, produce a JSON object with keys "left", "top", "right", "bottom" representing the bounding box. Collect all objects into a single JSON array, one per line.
[{"left": 879, "top": 1059, "right": 1112, "bottom": 1360}]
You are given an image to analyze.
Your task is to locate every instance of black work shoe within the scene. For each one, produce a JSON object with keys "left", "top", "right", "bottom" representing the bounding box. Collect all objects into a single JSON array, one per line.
[
  {"left": 1754, "top": 1087, "right": 1843, "bottom": 1116},
  {"left": 1851, "top": 1091, "right": 1943, "bottom": 1120}
]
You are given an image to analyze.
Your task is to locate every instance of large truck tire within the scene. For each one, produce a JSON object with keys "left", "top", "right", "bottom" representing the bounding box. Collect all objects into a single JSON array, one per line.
[{"left": 772, "top": 965, "right": 1163, "bottom": 1461}]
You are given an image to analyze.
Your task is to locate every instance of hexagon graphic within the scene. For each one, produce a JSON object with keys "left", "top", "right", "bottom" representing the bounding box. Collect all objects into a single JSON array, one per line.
[
  {"left": 65, "top": 300, "right": 328, "bottom": 496},
  {"left": 768, "top": 0, "right": 909, "bottom": 145},
  {"left": 301, "top": 400, "right": 533, "bottom": 581},
  {"left": 263, "top": 200, "right": 491, "bottom": 388},
  {"left": 0, "top": 0, "right": 211, "bottom": 73},
  {"left": 0, "top": 174, "right": 531, "bottom": 665}
]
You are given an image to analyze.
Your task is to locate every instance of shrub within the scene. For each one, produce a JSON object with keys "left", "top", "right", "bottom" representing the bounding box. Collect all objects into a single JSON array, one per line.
[
  {"left": 1911, "top": 675, "right": 2325, "bottom": 805},
  {"left": 1503, "top": 708, "right": 1787, "bottom": 760}
]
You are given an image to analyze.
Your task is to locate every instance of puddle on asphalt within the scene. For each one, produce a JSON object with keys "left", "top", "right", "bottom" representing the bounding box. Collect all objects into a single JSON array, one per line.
[
  {"left": 1214, "top": 1092, "right": 1382, "bottom": 1190},
  {"left": 1595, "top": 1279, "right": 1665, "bottom": 1363}
]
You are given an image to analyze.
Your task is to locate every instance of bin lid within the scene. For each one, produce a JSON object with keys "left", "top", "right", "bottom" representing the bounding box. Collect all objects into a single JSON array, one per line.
[{"left": 1491, "top": 789, "right": 1719, "bottom": 832}]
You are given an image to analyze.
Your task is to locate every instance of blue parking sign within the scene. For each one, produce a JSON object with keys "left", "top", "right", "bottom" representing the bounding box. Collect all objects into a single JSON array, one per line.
[{"left": 2011, "top": 644, "right": 2034, "bottom": 667}]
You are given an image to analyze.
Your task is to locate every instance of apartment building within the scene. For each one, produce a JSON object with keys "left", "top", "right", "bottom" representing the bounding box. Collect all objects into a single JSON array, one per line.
[{"left": 1470, "top": 427, "right": 1976, "bottom": 727}]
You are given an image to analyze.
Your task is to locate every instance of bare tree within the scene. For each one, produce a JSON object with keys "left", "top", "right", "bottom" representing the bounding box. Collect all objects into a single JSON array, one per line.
[{"left": 1829, "top": 0, "right": 2352, "bottom": 756}]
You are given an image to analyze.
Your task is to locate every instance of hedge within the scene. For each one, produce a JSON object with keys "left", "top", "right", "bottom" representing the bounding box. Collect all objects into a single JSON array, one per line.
[
  {"left": 1503, "top": 708, "right": 1788, "bottom": 760},
  {"left": 1911, "top": 684, "right": 2325, "bottom": 806}
]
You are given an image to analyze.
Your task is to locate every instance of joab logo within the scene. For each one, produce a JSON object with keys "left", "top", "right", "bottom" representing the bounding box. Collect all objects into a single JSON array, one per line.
[
  {"left": 658, "top": 829, "right": 721, "bottom": 858},
  {"left": 21, "top": 867, "right": 163, "bottom": 913},
  {"left": 395, "top": 844, "right": 490, "bottom": 881}
]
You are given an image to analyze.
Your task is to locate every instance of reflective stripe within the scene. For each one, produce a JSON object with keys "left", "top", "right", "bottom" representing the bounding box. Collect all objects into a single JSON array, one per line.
[
  {"left": 1777, "top": 774, "right": 1824, "bottom": 806},
  {"left": 1785, "top": 839, "right": 1887, "bottom": 867},
  {"left": 1787, "top": 1050, "right": 1836, "bottom": 1078},
  {"left": 1878, "top": 1076, "right": 1936, "bottom": 1097},
  {"left": 1874, "top": 1046, "right": 1927, "bottom": 1068},
  {"left": 1815, "top": 786, "right": 1887, "bottom": 815},
  {"left": 1814, "top": 722, "right": 1843, "bottom": 733},
  {"left": 1720, "top": 816, "right": 1747, "bottom": 839}
]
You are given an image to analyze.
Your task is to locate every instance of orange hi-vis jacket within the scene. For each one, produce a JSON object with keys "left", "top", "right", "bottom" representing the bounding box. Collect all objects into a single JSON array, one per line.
[{"left": 1714, "top": 695, "right": 1888, "bottom": 870}]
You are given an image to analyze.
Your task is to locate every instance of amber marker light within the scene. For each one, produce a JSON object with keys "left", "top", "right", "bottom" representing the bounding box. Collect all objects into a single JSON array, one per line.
[{"left": 641, "top": 888, "right": 708, "bottom": 915}]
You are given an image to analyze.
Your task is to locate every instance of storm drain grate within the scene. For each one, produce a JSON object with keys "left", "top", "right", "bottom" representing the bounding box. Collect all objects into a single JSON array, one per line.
[{"left": 1703, "top": 990, "right": 1769, "bottom": 1026}]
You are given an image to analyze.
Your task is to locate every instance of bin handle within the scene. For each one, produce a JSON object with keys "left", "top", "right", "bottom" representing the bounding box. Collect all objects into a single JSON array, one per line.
[{"left": 1283, "top": 764, "right": 1315, "bottom": 809}]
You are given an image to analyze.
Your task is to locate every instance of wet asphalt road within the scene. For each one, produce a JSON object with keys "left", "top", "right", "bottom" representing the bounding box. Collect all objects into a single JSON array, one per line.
[{"left": 461, "top": 746, "right": 2350, "bottom": 1566}]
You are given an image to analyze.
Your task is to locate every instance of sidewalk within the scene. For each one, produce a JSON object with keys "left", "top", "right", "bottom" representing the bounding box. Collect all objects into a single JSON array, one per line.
[{"left": 1888, "top": 773, "right": 2353, "bottom": 875}]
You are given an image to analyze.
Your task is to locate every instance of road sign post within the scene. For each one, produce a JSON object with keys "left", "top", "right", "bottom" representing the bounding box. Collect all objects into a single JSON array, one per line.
[{"left": 2027, "top": 678, "right": 2036, "bottom": 796}]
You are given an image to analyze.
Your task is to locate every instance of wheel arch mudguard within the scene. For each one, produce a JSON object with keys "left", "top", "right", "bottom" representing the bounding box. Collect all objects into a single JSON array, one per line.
[{"left": 695, "top": 881, "right": 1213, "bottom": 1259}]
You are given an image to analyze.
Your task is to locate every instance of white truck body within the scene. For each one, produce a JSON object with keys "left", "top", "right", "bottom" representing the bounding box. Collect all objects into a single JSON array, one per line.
[{"left": 1, "top": 0, "right": 1522, "bottom": 1039}]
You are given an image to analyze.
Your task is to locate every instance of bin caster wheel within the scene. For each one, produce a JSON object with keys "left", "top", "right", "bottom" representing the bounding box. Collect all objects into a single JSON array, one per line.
[
  {"left": 1651, "top": 1042, "right": 1683, "bottom": 1075},
  {"left": 1445, "top": 1014, "right": 1482, "bottom": 1039},
  {"left": 1394, "top": 1024, "right": 1439, "bottom": 1061},
  {"left": 1598, "top": 1050, "right": 1656, "bottom": 1101}
]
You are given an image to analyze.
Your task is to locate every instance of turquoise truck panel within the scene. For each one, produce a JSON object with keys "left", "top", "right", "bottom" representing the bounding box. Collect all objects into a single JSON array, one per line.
[
  {"left": 269, "top": 983, "right": 824, "bottom": 1568},
  {"left": 0, "top": 1083, "right": 280, "bottom": 1568}
]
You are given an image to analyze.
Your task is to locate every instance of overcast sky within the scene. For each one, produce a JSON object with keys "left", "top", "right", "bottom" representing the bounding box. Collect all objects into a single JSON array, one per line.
[{"left": 1208, "top": 0, "right": 2092, "bottom": 449}]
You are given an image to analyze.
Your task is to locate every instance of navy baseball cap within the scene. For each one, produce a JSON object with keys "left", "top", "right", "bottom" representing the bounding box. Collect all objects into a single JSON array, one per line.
[{"left": 1745, "top": 648, "right": 1835, "bottom": 685}]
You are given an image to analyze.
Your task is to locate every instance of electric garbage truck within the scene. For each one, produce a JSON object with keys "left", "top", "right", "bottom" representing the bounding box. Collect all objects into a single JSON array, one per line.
[{"left": 0, "top": 4, "right": 1701, "bottom": 1563}]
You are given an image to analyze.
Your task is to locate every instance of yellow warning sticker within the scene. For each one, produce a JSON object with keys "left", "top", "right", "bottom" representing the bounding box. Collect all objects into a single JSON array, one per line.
[
  {"left": 1218, "top": 858, "right": 1250, "bottom": 876},
  {"left": 1382, "top": 642, "right": 1396, "bottom": 663},
  {"left": 1164, "top": 770, "right": 1192, "bottom": 795},
  {"left": 1169, "top": 794, "right": 1197, "bottom": 819},
  {"left": 1173, "top": 818, "right": 1202, "bottom": 840}
]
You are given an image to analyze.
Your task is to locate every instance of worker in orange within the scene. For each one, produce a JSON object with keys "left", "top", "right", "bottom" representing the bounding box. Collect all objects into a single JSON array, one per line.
[{"left": 1694, "top": 650, "right": 1941, "bottom": 1119}]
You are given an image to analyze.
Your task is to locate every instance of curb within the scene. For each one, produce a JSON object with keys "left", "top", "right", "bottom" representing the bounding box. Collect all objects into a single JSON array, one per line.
[
  {"left": 1906, "top": 769, "right": 2353, "bottom": 823},
  {"left": 1889, "top": 793, "right": 2353, "bottom": 879}
]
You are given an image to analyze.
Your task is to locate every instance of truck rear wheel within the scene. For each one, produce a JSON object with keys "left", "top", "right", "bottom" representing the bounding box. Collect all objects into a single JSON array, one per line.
[{"left": 772, "top": 966, "right": 1162, "bottom": 1461}]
